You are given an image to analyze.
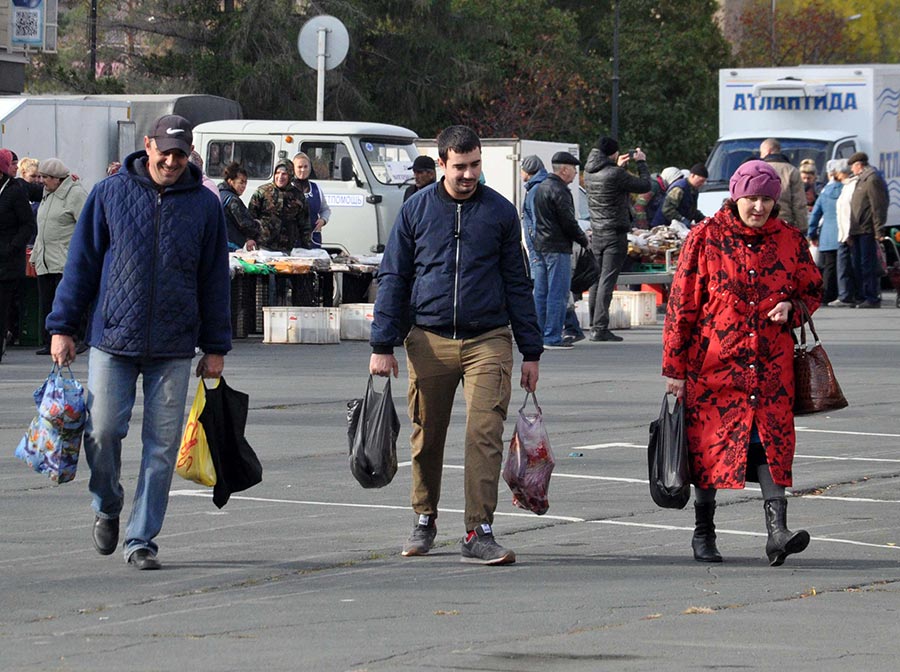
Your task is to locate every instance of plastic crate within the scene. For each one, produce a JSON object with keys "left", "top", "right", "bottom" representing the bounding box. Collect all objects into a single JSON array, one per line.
[
  {"left": 340, "top": 303, "right": 375, "bottom": 340},
  {"left": 263, "top": 307, "right": 340, "bottom": 344},
  {"left": 574, "top": 299, "right": 630, "bottom": 330},
  {"left": 612, "top": 290, "right": 657, "bottom": 326}
]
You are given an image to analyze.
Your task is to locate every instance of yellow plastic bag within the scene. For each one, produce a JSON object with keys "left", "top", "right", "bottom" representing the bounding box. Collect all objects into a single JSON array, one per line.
[{"left": 175, "top": 380, "right": 217, "bottom": 486}]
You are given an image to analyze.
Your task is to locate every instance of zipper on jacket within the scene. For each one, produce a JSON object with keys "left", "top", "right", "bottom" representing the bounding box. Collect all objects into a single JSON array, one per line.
[
  {"left": 145, "top": 193, "right": 162, "bottom": 356},
  {"left": 452, "top": 203, "right": 462, "bottom": 339}
]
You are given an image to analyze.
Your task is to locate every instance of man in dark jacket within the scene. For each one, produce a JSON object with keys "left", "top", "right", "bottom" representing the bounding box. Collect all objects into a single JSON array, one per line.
[
  {"left": 47, "top": 115, "right": 232, "bottom": 570},
  {"left": 403, "top": 155, "right": 437, "bottom": 202},
  {"left": 652, "top": 163, "right": 708, "bottom": 228},
  {"left": 583, "top": 136, "right": 652, "bottom": 341},
  {"left": 370, "top": 125, "right": 541, "bottom": 566},
  {"left": 532, "top": 151, "right": 590, "bottom": 348},
  {"left": 848, "top": 151, "right": 889, "bottom": 308}
]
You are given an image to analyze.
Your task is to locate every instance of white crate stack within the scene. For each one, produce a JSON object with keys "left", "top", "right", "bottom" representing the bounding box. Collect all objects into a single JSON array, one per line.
[
  {"left": 340, "top": 303, "right": 375, "bottom": 340},
  {"left": 611, "top": 290, "right": 657, "bottom": 326},
  {"left": 574, "top": 298, "right": 631, "bottom": 330},
  {"left": 263, "top": 307, "right": 341, "bottom": 344}
]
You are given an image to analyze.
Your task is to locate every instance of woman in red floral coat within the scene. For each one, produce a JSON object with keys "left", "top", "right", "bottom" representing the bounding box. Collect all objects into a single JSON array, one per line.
[{"left": 662, "top": 160, "right": 822, "bottom": 567}]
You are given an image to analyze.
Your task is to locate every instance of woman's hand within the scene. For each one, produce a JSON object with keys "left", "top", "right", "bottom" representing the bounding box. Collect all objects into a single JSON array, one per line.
[
  {"left": 665, "top": 377, "right": 685, "bottom": 399},
  {"left": 767, "top": 301, "right": 792, "bottom": 324}
]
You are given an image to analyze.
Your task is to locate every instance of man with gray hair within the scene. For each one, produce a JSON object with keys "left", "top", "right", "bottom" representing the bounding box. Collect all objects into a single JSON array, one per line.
[
  {"left": 532, "top": 151, "right": 589, "bottom": 349},
  {"left": 760, "top": 138, "right": 808, "bottom": 232}
]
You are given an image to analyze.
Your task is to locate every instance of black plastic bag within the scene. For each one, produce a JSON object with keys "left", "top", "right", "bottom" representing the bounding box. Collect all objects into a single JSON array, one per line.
[
  {"left": 647, "top": 394, "right": 690, "bottom": 509},
  {"left": 347, "top": 375, "right": 399, "bottom": 488},
  {"left": 570, "top": 243, "right": 601, "bottom": 294},
  {"left": 199, "top": 378, "right": 263, "bottom": 509}
]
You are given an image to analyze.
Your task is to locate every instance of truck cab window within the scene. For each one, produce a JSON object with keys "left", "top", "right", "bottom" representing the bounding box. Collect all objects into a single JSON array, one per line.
[
  {"left": 835, "top": 141, "right": 857, "bottom": 160},
  {"left": 205, "top": 141, "right": 274, "bottom": 180},
  {"left": 299, "top": 142, "right": 353, "bottom": 181},
  {"left": 357, "top": 138, "right": 418, "bottom": 185}
]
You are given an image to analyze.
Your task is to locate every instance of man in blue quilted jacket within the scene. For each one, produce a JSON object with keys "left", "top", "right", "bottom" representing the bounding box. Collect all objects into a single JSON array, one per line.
[
  {"left": 47, "top": 115, "right": 231, "bottom": 570},
  {"left": 369, "top": 125, "right": 542, "bottom": 566}
]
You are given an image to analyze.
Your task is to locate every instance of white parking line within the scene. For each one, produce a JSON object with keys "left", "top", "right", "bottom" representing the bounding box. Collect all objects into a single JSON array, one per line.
[
  {"left": 796, "top": 427, "right": 900, "bottom": 438},
  {"left": 588, "top": 520, "right": 900, "bottom": 550},
  {"left": 169, "top": 490, "right": 900, "bottom": 551}
]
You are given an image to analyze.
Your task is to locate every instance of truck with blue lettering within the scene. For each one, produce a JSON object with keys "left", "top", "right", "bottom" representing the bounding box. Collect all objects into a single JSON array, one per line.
[
  {"left": 699, "top": 65, "right": 900, "bottom": 228},
  {"left": 192, "top": 120, "right": 420, "bottom": 255}
]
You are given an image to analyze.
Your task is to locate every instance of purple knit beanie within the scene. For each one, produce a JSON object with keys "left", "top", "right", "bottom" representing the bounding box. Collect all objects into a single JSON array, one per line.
[{"left": 729, "top": 160, "right": 782, "bottom": 201}]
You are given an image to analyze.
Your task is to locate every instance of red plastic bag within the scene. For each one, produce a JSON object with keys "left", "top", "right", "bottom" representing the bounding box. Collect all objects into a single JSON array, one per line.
[{"left": 502, "top": 392, "right": 555, "bottom": 515}]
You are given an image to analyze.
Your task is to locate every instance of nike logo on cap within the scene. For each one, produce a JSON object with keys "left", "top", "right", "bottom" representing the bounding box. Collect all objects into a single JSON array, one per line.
[{"left": 166, "top": 128, "right": 186, "bottom": 136}]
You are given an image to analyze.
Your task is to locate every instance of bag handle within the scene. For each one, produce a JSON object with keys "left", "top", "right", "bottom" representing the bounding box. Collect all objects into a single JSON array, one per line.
[
  {"left": 50, "top": 363, "right": 78, "bottom": 380},
  {"left": 793, "top": 299, "right": 820, "bottom": 350},
  {"left": 519, "top": 391, "right": 542, "bottom": 414}
]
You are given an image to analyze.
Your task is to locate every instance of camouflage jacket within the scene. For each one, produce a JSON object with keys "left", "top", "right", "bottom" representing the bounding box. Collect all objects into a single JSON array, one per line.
[{"left": 248, "top": 182, "right": 311, "bottom": 251}]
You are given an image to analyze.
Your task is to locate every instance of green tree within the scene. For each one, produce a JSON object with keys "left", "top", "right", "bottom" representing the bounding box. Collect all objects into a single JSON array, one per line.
[
  {"left": 730, "top": 0, "right": 865, "bottom": 66},
  {"left": 564, "top": 0, "right": 733, "bottom": 168}
]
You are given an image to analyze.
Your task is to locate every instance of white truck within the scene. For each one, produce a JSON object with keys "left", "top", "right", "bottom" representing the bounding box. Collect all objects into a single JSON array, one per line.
[
  {"left": 0, "top": 93, "right": 242, "bottom": 189},
  {"left": 699, "top": 65, "right": 900, "bottom": 229},
  {"left": 192, "top": 120, "right": 420, "bottom": 256},
  {"left": 415, "top": 137, "right": 584, "bottom": 217}
]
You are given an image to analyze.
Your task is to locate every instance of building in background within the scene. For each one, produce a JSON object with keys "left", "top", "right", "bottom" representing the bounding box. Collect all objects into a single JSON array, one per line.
[{"left": 0, "top": 0, "right": 58, "bottom": 94}]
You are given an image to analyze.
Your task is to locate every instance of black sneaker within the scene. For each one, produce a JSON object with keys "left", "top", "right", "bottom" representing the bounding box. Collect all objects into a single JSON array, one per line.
[
  {"left": 589, "top": 329, "right": 623, "bottom": 342},
  {"left": 564, "top": 332, "right": 586, "bottom": 343},
  {"left": 401, "top": 515, "right": 437, "bottom": 556},
  {"left": 543, "top": 341, "right": 574, "bottom": 350},
  {"left": 460, "top": 524, "right": 516, "bottom": 565}
]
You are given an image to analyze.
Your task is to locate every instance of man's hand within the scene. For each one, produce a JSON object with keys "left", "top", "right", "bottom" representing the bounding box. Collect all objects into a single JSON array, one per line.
[
  {"left": 370, "top": 353, "right": 399, "bottom": 378},
  {"left": 665, "top": 377, "right": 685, "bottom": 399},
  {"left": 51, "top": 334, "right": 76, "bottom": 367},
  {"left": 315, "top": 217, "right": 327, "bottom": 232},
  {"left": 633, "top": 147, "right": 646, "bottom": 162},
  {"left": 196, "top": 353, "right": 225, "bottom": 378},
  {"left": 616, "top": 153, "right": 630, "bottom": 167},
  {"left": 520, "top": 361, "right": 539, "bottom": 392}
]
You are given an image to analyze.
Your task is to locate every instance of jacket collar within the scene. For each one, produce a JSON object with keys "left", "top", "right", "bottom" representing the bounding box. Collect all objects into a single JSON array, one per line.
[{"left": 124, "top": 149, "right": 202, "bottom": 193}]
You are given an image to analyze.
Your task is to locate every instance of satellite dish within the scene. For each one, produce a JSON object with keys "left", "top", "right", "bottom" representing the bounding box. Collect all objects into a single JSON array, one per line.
[{"left": 298, "top": 15, "right": 349, "bottom": 71}]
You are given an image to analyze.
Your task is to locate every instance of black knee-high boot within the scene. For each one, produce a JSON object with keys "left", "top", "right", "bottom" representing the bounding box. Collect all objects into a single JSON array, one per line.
[
  {"left": 764, "top": 497, "right": 810, "bottom": 566},
  {"left": 692, "top": 501, "right": 723, "bottom": 562}
]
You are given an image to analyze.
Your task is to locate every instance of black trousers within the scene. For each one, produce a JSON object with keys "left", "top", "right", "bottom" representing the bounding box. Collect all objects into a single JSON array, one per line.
[
  {"left": 0, "top": 279, "right": 18, "bottom": 357},
  {"left": 37, "top": 273, "right": 63, "bottom": 347}
]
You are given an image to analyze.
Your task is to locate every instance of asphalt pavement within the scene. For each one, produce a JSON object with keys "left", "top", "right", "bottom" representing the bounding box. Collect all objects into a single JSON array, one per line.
[{"left": 0, "top": 296, "right": 898, "bottom": 672}]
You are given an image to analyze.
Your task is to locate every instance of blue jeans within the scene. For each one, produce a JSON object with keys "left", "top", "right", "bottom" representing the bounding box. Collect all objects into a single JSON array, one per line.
[
  {"left": 532, "top": 251, "right": 572, "bottom": 345},
  {"left": 83, "top": 348, "right": 193, "bottom": 559}
]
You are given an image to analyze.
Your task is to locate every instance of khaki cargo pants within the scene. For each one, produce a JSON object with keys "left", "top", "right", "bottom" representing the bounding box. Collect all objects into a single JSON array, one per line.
[{"left": 404, "top": 326, "right": 513, "bottom": 530}]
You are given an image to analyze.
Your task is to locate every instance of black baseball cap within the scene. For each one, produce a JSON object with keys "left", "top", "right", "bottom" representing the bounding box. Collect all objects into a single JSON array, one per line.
[
  {"left": 412, "top": 155, "right": 436, "bottom": 172},
  {"left": 148, "top": 114, "right": 193, "bottom": 155}
]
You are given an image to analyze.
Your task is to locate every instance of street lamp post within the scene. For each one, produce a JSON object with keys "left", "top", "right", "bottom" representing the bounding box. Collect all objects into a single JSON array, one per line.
[
  {"left": 611, "top": 0, "right": 620, "bottom": 140},
  {"left": 770, "top": 0, "right": 776, "bottom": 66}
]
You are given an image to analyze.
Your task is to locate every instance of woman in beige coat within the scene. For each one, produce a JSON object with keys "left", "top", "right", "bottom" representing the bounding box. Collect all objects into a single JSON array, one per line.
[{"left": 30, "top": 158, "right": 87, "bottom": 354}]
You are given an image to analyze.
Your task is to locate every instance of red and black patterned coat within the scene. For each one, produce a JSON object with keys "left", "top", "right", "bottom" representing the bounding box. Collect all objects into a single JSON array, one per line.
[{"left": 662, "top": 206, "right": 822, "bottom": 489}]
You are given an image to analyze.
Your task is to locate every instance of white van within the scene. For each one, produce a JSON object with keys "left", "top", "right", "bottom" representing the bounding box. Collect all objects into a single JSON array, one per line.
[
  {"left": 699, "top": 65, "right": 900, "bottom": 227},
  {"left": 192, "top": 120, "right": 419, "bottom": 255}
]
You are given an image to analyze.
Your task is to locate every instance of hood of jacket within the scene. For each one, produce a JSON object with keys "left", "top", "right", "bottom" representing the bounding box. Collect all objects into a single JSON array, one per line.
[{"left": 584, "top": 148, "right": 615, "bottom": 174}]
